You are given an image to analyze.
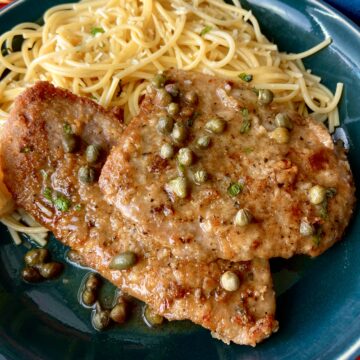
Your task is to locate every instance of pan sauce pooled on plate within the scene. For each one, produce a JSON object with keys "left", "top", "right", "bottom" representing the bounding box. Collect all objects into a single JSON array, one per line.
[
  {"left": 100, "top": 69, "right": 355, "bottom": 262},
  {"left": 0, "top": 82, "right": 278, "bottom": 346}
]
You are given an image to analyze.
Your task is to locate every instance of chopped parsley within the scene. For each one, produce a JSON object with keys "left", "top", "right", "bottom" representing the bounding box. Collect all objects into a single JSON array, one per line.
[
  {"left": 20, "top": 146, "right": 33, "bottom": 153},
  {"left": 312, "top": 225, "right": 323, "bottom": 246},
  {"left": 43, "top": 187, "right": 53, "bottom": 202},
  {"left": 318, "top": 188, "right": 337, "bottom": 220},
  {"left": 227, "top": 182, "right": 243, "bottom": 197},
  {"left": 243, "top": 147, "right": 254, "bottom": 154},
  {"left": 240, "top": 108, "right": 251, "bottom": 134},
  {"left": 238, "top": 73, "right": 253, "bottom": 82},
  {"left": 91, "top": 27, "right": 105, "bottom": 36},
  {"left": 74, "top": 204, "right": 82, "bottom": 211},
  {"left": 177, "top": 160, "right": 186, "bottom": 175},
  {"left": 200, "top": 25, "right": 212, "bottom": 36},
  {"left": 63, "top": 122, "right": 73, "bottom": 135},
  {"left": 53, "top": 194, "right": 71, "bottom": 212}
]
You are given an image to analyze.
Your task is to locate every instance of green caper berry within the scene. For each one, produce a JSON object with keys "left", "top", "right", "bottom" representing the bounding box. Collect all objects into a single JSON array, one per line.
[
  {"left": 275, "top": 113, "right": 293, "bottom": 130},
  {"left": 152, "top": 73, "right": 166, "bottom": 88},
  {"left": 62, "top": 134, "right": 78, "bottom": 153},
  {"left": 167, "top": 102, "right": 180, "bottom": 116},
  {"left": 258, "top": 89, "right": 274, "bottom": 105},
  {"left": 160, "top": 143, "right": 174, "bottom": 159},
  {"left": 299, "top": 220, "right": 314, "bottom": 236},
  {"left": 308, "top": 185, "right": 326, "bottom": 205},
  {"left": 86, "top": 273, "right": 101, "bottom": 291},
  {"left": 92, "top": 306, "right": 111, "bottom": 331},
  {"left": 234, "top": 209, "right": 252, "bottom": 226},
  {"left": 78, "top": 166, "right": 96, "bottom": 184},
  {"left": 165, "top": 83, "right": 180, "bottom": 97},
  {"left": 220, "top": 271, "right": 240, "bottom": 291},
  {"left": 22, "top": 267, "right": 43, "bottom": 283},
  {"left": 205, "top": 118, "right": 226, "bottom": 134},
  {"left": 157, "top": 116, "right": 174, "bottom": 134},
  {"left": 82, "top": 289, "right": 97, "bottom": 306},
  {"left": 24, "top": 248, "right": 50, "bottom": 267},
  {"left": 196, "top": 135, "right": 211, "bottom": 149},
  {"left": 157, "top": 89, "right": 172, "bottom": 106},
  {"left": 167, "top": 177, "right": 188, "bottom": 199},
  {"left": 109, "top": 251, "right": 137, "bottom": 270},
  {"left": 38, "top": 262, "right": 63, "bottom": 279},
  {"left": 194, "top": 170, "right": 208, "bottom": 184},
  {"left": 177, "top": 148, "right": 193, "bottom": 166},
  {"left": 171, "top": 123, "right": 187, "bottom": 143},
  {"left": 110, "top": 302, "right": 127, "bottom": 324},
  {"left": 184, "top": 90, "right": 198, "bottom": 105},
  {"left": 86, "top": 144, "right": 101, "bottom": 164},
  {"left": 144, "top": 305, "right": 164, "bottom": 327}
]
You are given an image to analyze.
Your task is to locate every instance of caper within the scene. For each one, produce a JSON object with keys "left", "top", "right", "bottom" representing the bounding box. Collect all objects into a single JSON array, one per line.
[
  {"left": 258, "top": 89, "right": 274, "bottom": 105},
  {"left": 167, "top": 102, "right": 180, "bottom": 116},
  {"left": 308, "top": 185, "right": 326, "bottom": 205},
  {"left": 82, "top": 288, "right": 97, "bottom": 306},
  {"left": 299, "top": 220, "right": 314, "bottom": 236},
  {"left": 171, "top": 122, "right": 187, "bottom": 143},
  {"left": 205, "top": 118, "right": 226, "bottom": 134},
  {"left": 234, "top": 209, "right": 252, "bottom": 226},
  {"left": 269, "top": 127, "right": 290, "bottom": 144},
  {"left": 160, "top": 143, "right": 174, "bottom": 159},
  {"left": 184, "top": 90, "right": 198, "bottom": 105},
  {"left": 22, "top": 267, "right": 43, "bottom": 283},
  {"left": 157, "top": 89, "right": 172, "bottom": 106},
  {"left": 196, "top": 135, "right": 211, "bottom": 149},
  {"left": 144, "top": 305, "right": 164, "bottom": 327},
  {"left": 86, "top": 144, "right": 101, "bottom": 164},
  {"left": 78, "top": 165, "right": 96, "bottom": 184},
  {"left": 24, "top": 248, "right": 50, "bottom": 267},
  {"left": 220, "top": 271, "right": 240, "bottom": 292},
  {"left": 151, "top": 73, "right": 166, "bottom": 88},
  {"left": 38, "top": 262, "right": 63, "bottom": 279},
  {"left": 62, "top": 134, "right": 78, "bottom": 153},
  {"left": 92, "top": 304, "right": 111, "bottom": 331},
  {"left": 167, "top": 177, "right": 188, "bottom": 199},
  {"left": 165, "top": 83, "right": 180, "bottom": 97},
  {"left": 274, "top": 113, "right": 293, "bottom": 130},
  {"left": 177, "top": 147, "right": 194, "bottom": 166},
  {"left": 110, "top": 301, "right": 127, "bottom": 324},
  {"left": 193, "top": 169, "right": 208, "bottom": 184},
  {"left": 86, "top": 273, "right": 101, "bottom": 291},
  {"left": 109, "top": 251, "right": 137, "bottom": 270},
  {"left": 157, "top": 116, "right": 174, "bottom": 134}
]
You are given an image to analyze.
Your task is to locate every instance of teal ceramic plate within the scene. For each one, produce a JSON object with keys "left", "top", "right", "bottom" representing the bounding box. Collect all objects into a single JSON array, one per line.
[{"left": 0, "top": 1, "right": 359, "bottom": 359}]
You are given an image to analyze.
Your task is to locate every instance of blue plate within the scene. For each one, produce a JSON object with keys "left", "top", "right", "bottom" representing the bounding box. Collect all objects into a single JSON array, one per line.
[{"left": 0, "top": 1, "right": 359, "bottom": 359}]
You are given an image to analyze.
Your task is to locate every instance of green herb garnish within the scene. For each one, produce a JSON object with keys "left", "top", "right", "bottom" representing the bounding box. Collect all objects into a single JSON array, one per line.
[
  {"left": 240, "top": 108, "right": 251, "bottom": 134},
  {"left": 63, "top": 122, "right": 73, "bottom": 135},
  {"left": 177, "top": 161, "right": 186, "bottom": 175},
  {"left": 238, "top": 73, "right": 253, "bottom": 82},
  {"left": 20, "top": 146, "right": 32, "bottom": 153},
  {"left": 312, "top": 225, "right": 323, "bottom": 246},
  {"left": 243, "top": 147, "right": 254, "bottom": 154},
  {"left": 318, "top": 188, "right": 337, "bottom": 220},
  {"left": 227, "top": 182, "right": 243, "bottom": 197},
  {"left": 53, "top": 194, "right": 71, "bottom": 212},
  {"left": 74, "top": 204, "right": 82, "bottom": 211},
  {"left": 200, "top": 25, "right": 212, "bottom": 36},
  {"left": 91, "top": 27, "right": 105, "bottom": 36},
  {"left": 43, "top": 187, "right": 53, "bottom": 202}
]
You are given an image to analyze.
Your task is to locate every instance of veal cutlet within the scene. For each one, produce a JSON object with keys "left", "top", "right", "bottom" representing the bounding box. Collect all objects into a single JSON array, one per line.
[
  {"left": 0, "top": 82, "right": 278, "bottom": 346},
  {"left": 100, "top": 69, "right": 355, "bottom": 262}
]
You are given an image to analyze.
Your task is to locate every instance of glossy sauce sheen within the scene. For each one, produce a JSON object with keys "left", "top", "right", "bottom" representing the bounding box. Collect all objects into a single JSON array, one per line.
[
  {"left": 100, "top": 69, "right": 356, "bottom": 261},
  {"left": 0, "top": 82, "right": 278, "bottom": 346}
]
